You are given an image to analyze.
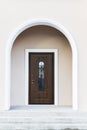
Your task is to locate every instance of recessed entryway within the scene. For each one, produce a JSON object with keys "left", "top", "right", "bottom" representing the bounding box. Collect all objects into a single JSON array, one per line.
[
  {"left": 11, "top": 25, "right": 72, "bottom": 107},
  {"left": 5, "top": 19, "right": 78, "bottom": 110}
]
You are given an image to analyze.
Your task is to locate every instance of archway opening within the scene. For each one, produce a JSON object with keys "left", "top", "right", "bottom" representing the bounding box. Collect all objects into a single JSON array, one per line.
[{"left": 5, "top": 20, "right": 78, "bottom": 110}]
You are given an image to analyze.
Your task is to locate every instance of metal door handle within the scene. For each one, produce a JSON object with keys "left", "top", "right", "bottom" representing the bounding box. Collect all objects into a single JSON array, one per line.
[{"left": 31, "top": 80, "right": 34, "bottom": 84}]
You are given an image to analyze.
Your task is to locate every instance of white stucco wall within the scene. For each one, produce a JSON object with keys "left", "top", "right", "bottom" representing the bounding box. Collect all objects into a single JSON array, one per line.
[{"left": 0, "top": 0, "right": 87, "bottom": 111}]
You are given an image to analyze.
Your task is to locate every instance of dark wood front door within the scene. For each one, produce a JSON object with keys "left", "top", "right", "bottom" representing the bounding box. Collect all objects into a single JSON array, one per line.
[{"left": 29, "top": 53, "right": 54, "bottom": 104}]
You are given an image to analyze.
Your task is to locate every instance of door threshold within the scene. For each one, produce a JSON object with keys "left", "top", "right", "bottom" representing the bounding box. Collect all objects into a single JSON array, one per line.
[{"left": 10, "top": 105, "right": 73, "bottom": 112}]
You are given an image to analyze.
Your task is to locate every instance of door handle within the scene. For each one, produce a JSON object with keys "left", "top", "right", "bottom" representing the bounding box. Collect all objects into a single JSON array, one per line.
[{"left": 31, "top": 80, "right": 34, "bottom": 84}]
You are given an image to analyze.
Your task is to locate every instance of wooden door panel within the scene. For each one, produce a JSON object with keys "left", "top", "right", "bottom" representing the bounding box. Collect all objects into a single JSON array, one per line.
[{"left": 29, "top": 53, "right": 54, "bottom": 104}]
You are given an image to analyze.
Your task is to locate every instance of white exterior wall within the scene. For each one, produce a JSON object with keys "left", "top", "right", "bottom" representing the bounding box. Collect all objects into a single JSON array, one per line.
[{"left": 0, "top": 0, "right": 87, "bottom": 111}]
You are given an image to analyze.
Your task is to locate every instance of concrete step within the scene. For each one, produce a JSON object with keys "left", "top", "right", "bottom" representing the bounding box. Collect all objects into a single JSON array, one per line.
[
  {"left": 0, "top": 116, "right": 87, "bottom": 124},
  {"left": 0, "top": 110, "right": 87, "bottom": 130},
  {"left": 0, "top": 123, "right": 87, "bottom": 130}
]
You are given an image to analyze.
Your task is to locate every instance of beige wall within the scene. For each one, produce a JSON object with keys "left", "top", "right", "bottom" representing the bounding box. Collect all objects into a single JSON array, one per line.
[
  {"left": 11, "top": 26, "right": 72, "bottom": 106},
  {"left": 0, "top": 0, "right": 87, "bottom": 111}
]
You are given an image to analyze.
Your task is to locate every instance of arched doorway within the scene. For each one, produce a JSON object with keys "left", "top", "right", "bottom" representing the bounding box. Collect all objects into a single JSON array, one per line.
[{"left": 5, "top": 20, "right": 78, "bottom": 110}]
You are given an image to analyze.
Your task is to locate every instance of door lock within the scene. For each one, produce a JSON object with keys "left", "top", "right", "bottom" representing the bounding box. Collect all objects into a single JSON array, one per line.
[{"left": 31, "top": 80, "right": 34, "bottom": 84}]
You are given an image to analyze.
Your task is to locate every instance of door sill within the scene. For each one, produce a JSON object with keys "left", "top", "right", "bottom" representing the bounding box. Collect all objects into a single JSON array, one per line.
[{"left": 10, "top": 105, "right": 73, "bottom": 112}]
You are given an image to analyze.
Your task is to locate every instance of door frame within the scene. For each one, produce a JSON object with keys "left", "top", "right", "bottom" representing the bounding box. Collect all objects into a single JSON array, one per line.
[{"left": 25, "top": 49, "right": 58, "bottom": 106}]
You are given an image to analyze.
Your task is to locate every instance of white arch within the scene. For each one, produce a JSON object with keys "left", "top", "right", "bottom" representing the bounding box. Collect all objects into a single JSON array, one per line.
[{"left": 5, "top": 19, "right": 78, "bottom": 110}]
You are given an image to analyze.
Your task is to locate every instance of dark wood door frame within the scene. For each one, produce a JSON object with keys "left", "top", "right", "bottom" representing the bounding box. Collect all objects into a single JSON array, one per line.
[{"left": 25, "top": 49, "right": 58, "bottom": 106}]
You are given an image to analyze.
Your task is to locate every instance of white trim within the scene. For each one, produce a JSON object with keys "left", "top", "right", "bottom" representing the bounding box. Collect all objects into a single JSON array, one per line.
[
  {"left": 5, "top": 19, "right": 78, "bottom": 110},
  {"left": 25, "top": 49, "right": 58, "bottom": 106},
  {"left": 25, "top": 50, "right": 29, "bottom": 105}
]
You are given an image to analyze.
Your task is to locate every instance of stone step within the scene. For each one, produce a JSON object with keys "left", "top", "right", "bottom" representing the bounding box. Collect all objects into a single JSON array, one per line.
[
  {"left": 0, "top": 110, "right": 87, "bottom": 130},
  {"left": 0, "top": 110, "right": 86, "bottom": 116},
  {"left": 0, "top": 123, "right": 87, "bottom": 130},
  {"left": 0, "top": 116, "right": 87, "bottom": 124}
]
